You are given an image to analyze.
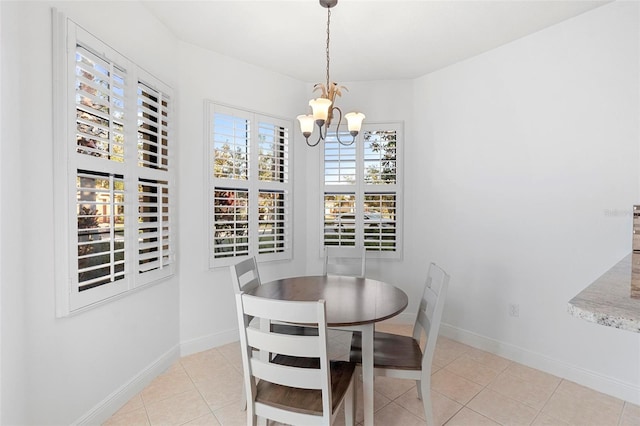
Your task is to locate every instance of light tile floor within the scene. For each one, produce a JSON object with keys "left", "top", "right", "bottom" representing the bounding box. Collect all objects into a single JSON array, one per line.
[{"left": 104, "top": 324, "right": 640, "bottom": 426}]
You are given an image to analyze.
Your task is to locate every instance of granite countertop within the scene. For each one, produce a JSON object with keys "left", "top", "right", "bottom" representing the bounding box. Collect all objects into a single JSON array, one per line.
[{"left": 568, "top": 253, "right": 640, "bottom": 333}]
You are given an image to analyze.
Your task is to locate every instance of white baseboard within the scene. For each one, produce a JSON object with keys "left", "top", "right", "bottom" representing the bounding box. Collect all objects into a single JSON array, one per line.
[
  {"left": 74, "top": 345, "right": 180, "bottom": 425},
  {"left": 180, "top": 328, "right": 239, "bottom": 357},
  {"left": 440, "top": 323, "right": 640, "bottom": 406}
]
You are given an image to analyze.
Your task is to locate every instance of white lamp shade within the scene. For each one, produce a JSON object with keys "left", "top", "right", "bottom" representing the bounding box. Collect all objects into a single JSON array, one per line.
[
  {"left": 296, "top": 114, "right": 315, "bottom": 134},
  {"left": 309, "top": 98, "right": 332, "bottom": 121},
  {"left": 345, "top": 112, "right": 366, "bottom": 132}
]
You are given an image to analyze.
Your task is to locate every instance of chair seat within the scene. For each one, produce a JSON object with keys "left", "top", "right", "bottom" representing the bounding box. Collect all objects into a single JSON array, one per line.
[
  {"left": 349, "top": 331, "right": 422, "bottom": 370},
  {"left": 256, "top": 358, "right": 356, "bottom": 416}
]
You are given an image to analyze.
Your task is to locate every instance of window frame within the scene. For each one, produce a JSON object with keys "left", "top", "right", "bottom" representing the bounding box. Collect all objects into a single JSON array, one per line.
[
  {"left": 53, "top": 13, "right": 176, "bottom": 316},
  {"left": 320, "top": 122, "right": 403, "bottom": 260},
  {"left": 206, "top": 102, "right": 293, "bottom": 268}
]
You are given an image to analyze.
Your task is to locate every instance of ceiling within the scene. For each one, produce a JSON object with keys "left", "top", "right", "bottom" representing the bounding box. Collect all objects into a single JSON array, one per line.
[{"left": 141, "top": 0, "right": 611, "bottom": 82}]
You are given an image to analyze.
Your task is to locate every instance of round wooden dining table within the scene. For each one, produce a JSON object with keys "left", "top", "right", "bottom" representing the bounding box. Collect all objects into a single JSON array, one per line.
[{"left": 249, "top": 275, "right": 408, "bottom": 426}]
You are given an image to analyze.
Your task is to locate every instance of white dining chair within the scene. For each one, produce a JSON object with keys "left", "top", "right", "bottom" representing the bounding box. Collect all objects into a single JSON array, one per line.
[
  {"left": 349, "top": 262, "right": 450, "bottom": 426},
  {"left": 236, "top": 292, "right": 357, "bottom": 426},
  {"left": 323, "top": 245, "right": 366, "bottom": 278},
  {"left": 230, "top": 256, "right": 318, "bottom": 411}
]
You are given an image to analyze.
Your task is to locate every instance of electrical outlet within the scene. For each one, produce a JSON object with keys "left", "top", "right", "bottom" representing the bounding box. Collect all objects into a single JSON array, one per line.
[{"left": 508, "top": 303, "right": 520, "bottom": 318}]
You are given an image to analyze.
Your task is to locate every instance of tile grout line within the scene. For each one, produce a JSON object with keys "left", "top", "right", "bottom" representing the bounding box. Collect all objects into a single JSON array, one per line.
[
  {"left": 178, "top": 352, "right": 231, "bottom": 426},
  {"left": 533, "top": 377, "right": 565, "bottom": 425},
  {"left": 452, "top": 354, "right": 538, "bottom": 426}
]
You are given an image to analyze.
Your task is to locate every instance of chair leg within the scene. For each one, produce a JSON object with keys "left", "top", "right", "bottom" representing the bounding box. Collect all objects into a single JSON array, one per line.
[
  {"left": 420, "top": 378, "right": 434, "bottom": 426},
  {"left": 344, "top": 375, "right": 356, "bottom": 426},
  {"left": 415, "top": 379, "right": 423, "bottom": 400},
  {"left": 247, "top": 402, "right": 258, "bottom": 426},
  {"left": 240, "top": 383, "right": 247, "bottom": 411}
]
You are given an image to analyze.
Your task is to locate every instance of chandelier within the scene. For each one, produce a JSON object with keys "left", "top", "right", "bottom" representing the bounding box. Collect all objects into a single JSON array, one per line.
[{"left": 297, "top": 0, "right": 365, "bottom": 147}]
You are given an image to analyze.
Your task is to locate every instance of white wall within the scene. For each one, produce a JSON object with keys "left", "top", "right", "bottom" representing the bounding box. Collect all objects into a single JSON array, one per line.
[
  {"left": 411, "top": 1, "right": 640, "bottom": 403},
  {"left": 1, "top": 2, "right": 27, "bottom": 422},
  {"left": 176, "top": 41, "right": 311, "bottom": 355},
  {"left": 1, "top": 1, "right": 182, "bottom": 424}
]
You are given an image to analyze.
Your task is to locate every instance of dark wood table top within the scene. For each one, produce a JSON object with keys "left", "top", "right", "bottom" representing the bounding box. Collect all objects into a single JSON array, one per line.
[{"left": 250, "top": 275, "right": 408, "bottom": 327}]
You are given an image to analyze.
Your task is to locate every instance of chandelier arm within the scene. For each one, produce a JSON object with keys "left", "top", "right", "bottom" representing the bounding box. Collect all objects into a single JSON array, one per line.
[
  {"left": 332, "top": 107, "right": 355, "bottom": 146},
  {"left": 314, "top": 119, "right": 327, "bottom": 146},
  {"left": 306, "top": 132, "right": 322, "bottom": 147}
]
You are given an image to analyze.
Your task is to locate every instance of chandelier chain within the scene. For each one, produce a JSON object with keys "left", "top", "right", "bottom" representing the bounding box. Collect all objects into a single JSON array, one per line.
[{"left": 325, "top": 8, "right": 331, "bottom": 91}]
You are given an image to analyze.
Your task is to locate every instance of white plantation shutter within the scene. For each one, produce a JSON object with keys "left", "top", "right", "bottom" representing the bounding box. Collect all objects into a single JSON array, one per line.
[
  {"left": 258, "top": 190, "right": 286, "bottom": 254},
  {"left": 256, "top": 119, "right": 288, "bottom": 257},
  {"left": 363, "top": 129, "right": 397, "bottom": 184},
  {"left": 76, "top": 171, "right": 126, "bottom": 293},
  {"left": 322, "top": 123, "right": 403, "bottom": 257},
  {"left": 257, "top": 121, "right": 288, "bottom": 182},
  {"left": 138, "top": 82, "right": 170, "bottom": 171},
  {"left": 136, "top": 76, "right": 174, "bottom": 284},
  {"left": 213, "top": 187, "right": 250, "bottom": 259},
  {"left": 323, "top": 193, "right": 357, "bottom": 246},
  {"left": 75, "top": 45, "right": 126, "bottom": 162},
  {"left": 212, "top": 112, "right": 250, "bottom": 180},
  {"left": 208, "top": 103, "right": 292, "bottom": 267},
  {"left": 137, "top": 179, "right": 172, "bottom": 282},
  {"left": 324, "top": 132, "right": 356, "bottom": 185},
  {"left": 362, "top": 128, "right": 399, "bottom": 252},
  {"left": 54, "top": 16, "right": 175, "bottom": 315},
  {"left": 363, "top": 192, "right": 397, "bottom": 251}
]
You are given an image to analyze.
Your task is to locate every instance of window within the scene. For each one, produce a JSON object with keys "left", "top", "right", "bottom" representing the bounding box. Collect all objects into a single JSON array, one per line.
[
  {"left": 208, "top": 103, "right": 291, "bottom": 268},
  {"left": 323, "top": 123, "right": 402, "bottom": 257},
  {"left": 53, "top": 15, "right": 175, "bottom": 315}
]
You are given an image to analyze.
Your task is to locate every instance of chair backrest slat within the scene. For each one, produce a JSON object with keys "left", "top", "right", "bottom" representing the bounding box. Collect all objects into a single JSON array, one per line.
[
  {"left": 250, "top": 358, "right": 324, "bottom": 389},
  {"left": 246, "top": 328, "right": 321, "bottom": 358},
  {"left": 422, "top": 287, "right": 438, "bottom": 320},
  {"left": 230, "top": 256, "right": 261, "bottom": 293},
  {"left": 415, "top": 309, "right": 431, "bottom": 338},
  {"left": 324, "top": 246, "right": 366, "bottom": 278},
  {"left": 243, "top": 296, "right": 321, "bottom": 324}
]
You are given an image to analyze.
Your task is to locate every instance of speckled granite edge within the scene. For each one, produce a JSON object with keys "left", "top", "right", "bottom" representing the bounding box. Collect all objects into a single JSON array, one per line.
[
  {"left": 567, "top": 303, "right": 640, "bottom": 332},
  {"left": 567, "top": 253, "right": 640, "bottom": 333}
]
